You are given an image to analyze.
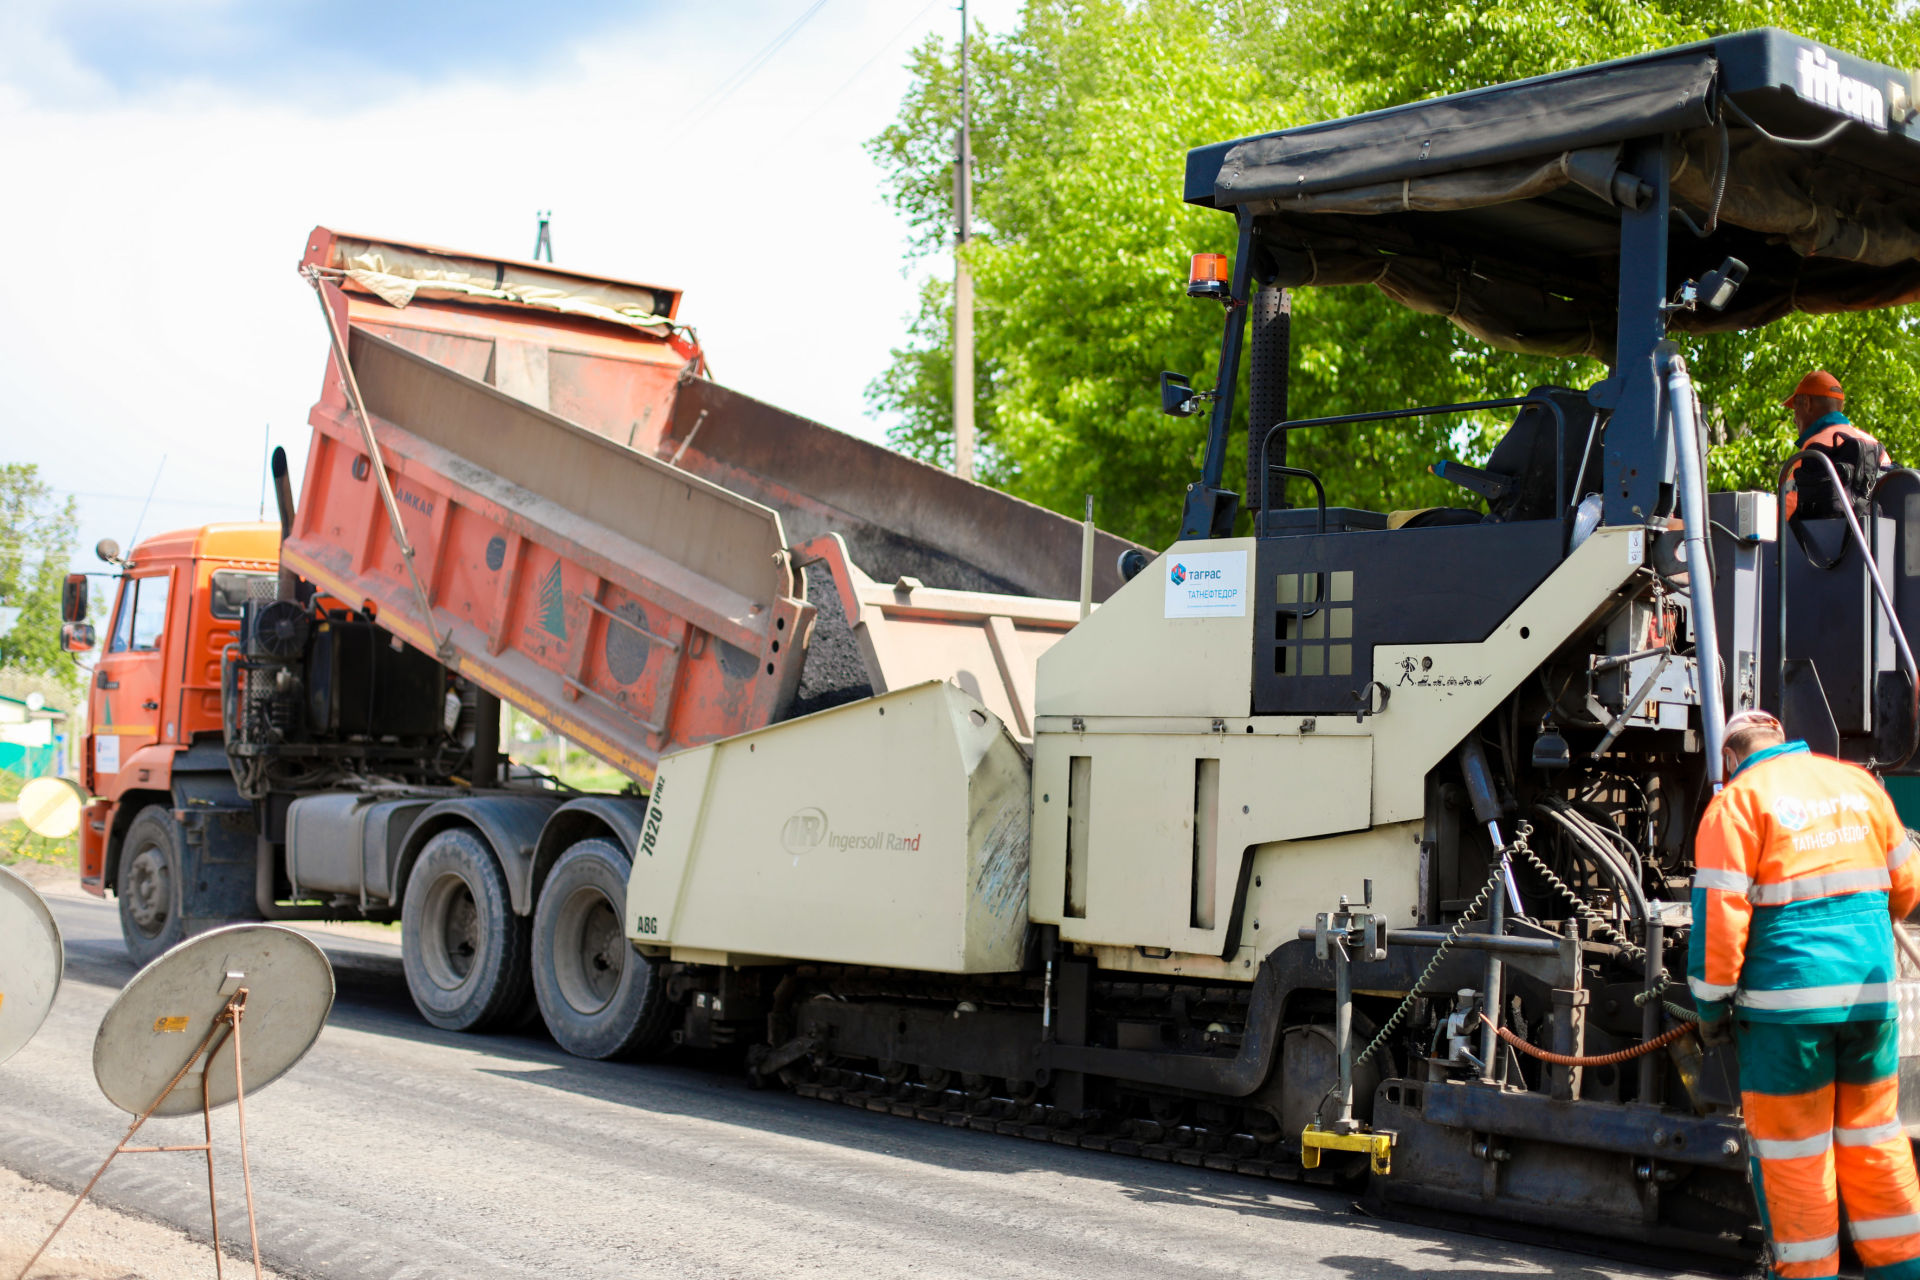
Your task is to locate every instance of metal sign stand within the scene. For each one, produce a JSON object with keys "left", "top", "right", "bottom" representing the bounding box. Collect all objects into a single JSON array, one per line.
[{"left": 16, "top": 989, "right": 263, "bottom": 1280}]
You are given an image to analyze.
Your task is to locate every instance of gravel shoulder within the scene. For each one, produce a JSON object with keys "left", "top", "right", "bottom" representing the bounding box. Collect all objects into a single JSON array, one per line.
[{"left": 0, "top": 1166, "right": 292, "bottom": 1280}]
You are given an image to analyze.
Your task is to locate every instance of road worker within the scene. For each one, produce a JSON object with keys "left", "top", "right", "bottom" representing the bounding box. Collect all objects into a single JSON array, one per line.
[
  {"left": 1781, "top": 370, "right": 1890, "bottom": 521},
  {"left": 1689, "top": 709, "right": 1920, "bottom": 1279}
]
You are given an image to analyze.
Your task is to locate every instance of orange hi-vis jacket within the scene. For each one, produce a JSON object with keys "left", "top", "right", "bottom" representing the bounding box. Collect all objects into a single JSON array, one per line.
[
  {"left": 1782, "top": 412, "right": 1889, "bottom": 520},
  {"left": 1689, "top": 742, "right": 1919, "bottom": 1023}
]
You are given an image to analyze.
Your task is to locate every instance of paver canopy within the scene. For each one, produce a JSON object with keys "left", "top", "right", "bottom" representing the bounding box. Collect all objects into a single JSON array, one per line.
[{"left": 1185, "top": 29, "right": 1920, "bottom": 359}]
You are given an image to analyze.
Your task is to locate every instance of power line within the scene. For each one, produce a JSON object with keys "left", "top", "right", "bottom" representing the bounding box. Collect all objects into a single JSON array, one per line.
[
  {"left": 60, "top": 489, "right": 259, "bottom": 512},
  {"left": 64, "top": 489, "right": 254, "bottom": 509},
  {"left": 778, "top": 0, "right": 943, "bottom": 146},
  {"left": 678, "top": 0, "right": 831, "bottom": 130}
]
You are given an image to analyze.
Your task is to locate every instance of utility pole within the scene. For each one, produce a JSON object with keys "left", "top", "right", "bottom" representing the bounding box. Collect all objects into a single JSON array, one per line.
[
  {"left": 952, "top": 0, "right": 975, "bottom": 481},
  {"left": 533, "top": 211, "right": 554, "bottom": 262}
]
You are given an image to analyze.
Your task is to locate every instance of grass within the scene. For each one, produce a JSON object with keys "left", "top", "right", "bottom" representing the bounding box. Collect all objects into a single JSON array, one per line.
[
  {"left": 554, "top": 756, "right": 633, "bottom": 794},
  {"left": 505, "top": 746, "right": 640, "bottom": 796},
  {"left": 1, "top": 826, "right": 73, "bottom": 868}
]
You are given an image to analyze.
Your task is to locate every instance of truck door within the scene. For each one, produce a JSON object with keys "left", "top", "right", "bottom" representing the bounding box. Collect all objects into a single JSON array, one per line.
[{"left": 91, "top": 568, "right": 174, "bottom": 787}]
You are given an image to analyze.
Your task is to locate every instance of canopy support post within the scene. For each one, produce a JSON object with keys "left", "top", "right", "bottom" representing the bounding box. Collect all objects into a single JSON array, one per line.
[
  {"left": 1179, "top": 212, "right": 1256, "bottom": 540},
  {"left": 1599, "top": 136, "right": 1675, "bottom": 528},
  {"left": 1246, "top": 285, "right": 1291, "bottom": 533}
]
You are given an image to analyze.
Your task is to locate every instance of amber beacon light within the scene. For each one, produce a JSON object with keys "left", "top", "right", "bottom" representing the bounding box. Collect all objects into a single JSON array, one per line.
[{"left": 1187, "top": 252, "right": 1229, "bottom": 300}]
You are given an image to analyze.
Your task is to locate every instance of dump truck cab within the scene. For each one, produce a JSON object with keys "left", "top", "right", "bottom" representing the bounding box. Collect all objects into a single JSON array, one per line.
[{"left": 75, "top": 525, "right": 278, "bottom": 918}]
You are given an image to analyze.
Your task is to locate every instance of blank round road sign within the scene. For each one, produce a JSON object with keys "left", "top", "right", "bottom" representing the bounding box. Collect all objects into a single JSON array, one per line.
[
  {"left": 18, "top": 777, "right": 86, "bottom": 839},
  {"left": 0, "top": 864, "right": 64, "bottom": 1066},
  {"left": 93, "top": 924, "right": 334, "bottom": 1118}
]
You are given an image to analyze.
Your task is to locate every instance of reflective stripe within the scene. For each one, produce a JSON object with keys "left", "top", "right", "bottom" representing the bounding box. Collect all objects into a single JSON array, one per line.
[
  {"left": 1694, "top": 867, "right": 1753, "bottom": 894},
  {"left": 1836, "top": 1120, "right": 1907, "bottom": 1147},
  {"left": 1892, "top": 838, "right": 1916, "bottom": 870},
  {"left": 1737, "top": 982, "right": 1893, "bottom": 1010},
  {"left": 1690, "top": 975, "right": 1737, "bottom": 1002},
  {"left": 1773, "top": 1234, "right": 1841, "bottom": 1263},
  {"left": 1851, "top": 1213, "right": 1920, "bottom": 1242},
  {"left": 1751, "top": 1130, "right": 1833, "bottom": 1160},
  {"left": 1749, "top": 867, "right": 1892, "bottom": 906}
]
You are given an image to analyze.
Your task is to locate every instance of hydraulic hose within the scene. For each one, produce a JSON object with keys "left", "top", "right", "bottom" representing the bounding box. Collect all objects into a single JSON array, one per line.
[
  {"left": 1533, "top": 800, "right": 1650, "bottom": 932},
  {"left": 1459, "top": 737, "right": 1523, "bottom": 914},
  {"left": 1664, "top": 349, "right": 1729, "bottom": 789},
  {"left": 1479, "top": 1013, "right": 1691, "bottom": 1066}
]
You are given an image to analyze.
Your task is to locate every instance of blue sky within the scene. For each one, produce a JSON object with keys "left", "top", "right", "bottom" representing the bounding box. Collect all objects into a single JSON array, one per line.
[
  {"left": 40, "top": 0, "right": 644, "bottom": 97},
  {"left": 0, "top": 0, "right": 1018, "bottom": 567}
]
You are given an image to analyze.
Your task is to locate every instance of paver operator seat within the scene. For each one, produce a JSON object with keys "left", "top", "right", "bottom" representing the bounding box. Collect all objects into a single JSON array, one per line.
[{"left": 1420, "top": 388, "right": 1601, "bottom": 528}]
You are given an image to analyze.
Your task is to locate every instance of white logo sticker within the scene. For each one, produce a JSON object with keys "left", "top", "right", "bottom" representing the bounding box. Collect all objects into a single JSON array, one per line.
[
  {"left": 94, "top": 734, "right": 120, "bottom": 776},
  {"left": 1164, "top": 551, "right": 1247, "bottom": 618},
  {"left": 1794, "top": 46, "right": 1888, "bottom": 131},
  {"left": 1774, "top": 796, "right": 1810, "bottom": 832}
]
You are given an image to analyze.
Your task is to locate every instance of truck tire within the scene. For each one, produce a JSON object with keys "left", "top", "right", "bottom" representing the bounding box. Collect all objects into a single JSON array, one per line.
[
  {"left": 532, "top": 838, "right": 674, "bottom": 1060},
  {"left": 401, "top": 828, "right": 531, "bottom": 1033},
  {"left": 118, "top": 805, "right": 188, "bottom": 969}
]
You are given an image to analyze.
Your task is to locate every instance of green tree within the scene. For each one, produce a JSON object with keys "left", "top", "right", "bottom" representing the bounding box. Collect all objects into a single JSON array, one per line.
[
  {"left": 0, "top": 465, "right": 82, "bottom": 696},
  {"left": 869, "top": 0, "right": 1498, "bottom": 545},
  {"left": 869, "top": 0, "right": 1920, "bottom": 544}
]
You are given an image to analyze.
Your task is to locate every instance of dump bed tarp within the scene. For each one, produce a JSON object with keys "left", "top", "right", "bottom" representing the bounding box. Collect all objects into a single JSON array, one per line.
[{"left": 1186, "top": 29, "right": 1920, "bottom": 359}]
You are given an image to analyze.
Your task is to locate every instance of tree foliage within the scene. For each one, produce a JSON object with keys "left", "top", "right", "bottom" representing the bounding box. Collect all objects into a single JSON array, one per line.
[
  {"left": 867, "top": 0, "right": 1920, "bottom": 545},
  {"left": 0, "top": 464, "right": 81, "bottom": 696}
]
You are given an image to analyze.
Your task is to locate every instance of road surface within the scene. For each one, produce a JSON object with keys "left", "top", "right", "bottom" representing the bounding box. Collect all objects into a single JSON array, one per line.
[{"left": 0, "top": 876, "right": 1690, "bottom": 1280}]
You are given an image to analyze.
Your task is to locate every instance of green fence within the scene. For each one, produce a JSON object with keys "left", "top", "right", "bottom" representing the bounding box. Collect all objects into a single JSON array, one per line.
[{"left": 0, "top": 743, "right": 60, "bottom": 778}]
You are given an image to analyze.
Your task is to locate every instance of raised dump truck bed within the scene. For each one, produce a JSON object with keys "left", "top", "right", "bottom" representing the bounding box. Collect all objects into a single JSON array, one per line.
[
  {"left": 303, "top": 228, "right": 1134, "bottom": 601},
  {"left": 287, "top": 313, "right": 807, "bottom": 781},
  {"left": 288, "top": 231, "right": 1141, "bottom": 780}
]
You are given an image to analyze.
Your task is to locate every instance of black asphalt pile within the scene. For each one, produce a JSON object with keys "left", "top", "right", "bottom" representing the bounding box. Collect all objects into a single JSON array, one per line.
[{"left": 783, "top": 562, "right": 875, "bottom": 721}]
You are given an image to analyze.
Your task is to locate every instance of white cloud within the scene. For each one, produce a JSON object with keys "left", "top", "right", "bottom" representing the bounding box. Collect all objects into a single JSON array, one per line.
[{"left": 0, "top": 0, "right": 1019, "bottom": 567}]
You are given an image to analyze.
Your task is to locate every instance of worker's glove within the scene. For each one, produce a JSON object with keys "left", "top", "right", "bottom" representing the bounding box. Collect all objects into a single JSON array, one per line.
[{"left": 1696, "top": 1015, "right": 1733, "bottom": 1049}]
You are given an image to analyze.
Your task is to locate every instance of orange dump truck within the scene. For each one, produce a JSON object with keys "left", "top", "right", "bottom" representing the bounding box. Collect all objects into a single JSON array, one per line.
[{"left": 65, "top": 228, "right": 1135, "bottom": 1051}]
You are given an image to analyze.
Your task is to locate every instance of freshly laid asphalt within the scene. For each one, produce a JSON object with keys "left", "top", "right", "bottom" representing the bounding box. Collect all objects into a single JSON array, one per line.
[{"left": 0, "top": 882, "right": 1690, "bottom": 1280}]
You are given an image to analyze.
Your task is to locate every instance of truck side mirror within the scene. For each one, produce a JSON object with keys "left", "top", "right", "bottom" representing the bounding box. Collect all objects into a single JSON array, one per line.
[
  {"left": 1161, "top": 371, "right": 1195, "bottom": 418},
  {"left": 61, "top": 573, "right": 87, "bottom": 623},
  {"left": 61, "top": 622, "right": 96, "bottom": 653}
]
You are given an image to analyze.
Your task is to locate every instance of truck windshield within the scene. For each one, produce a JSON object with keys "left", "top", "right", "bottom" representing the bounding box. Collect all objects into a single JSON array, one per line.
[{"left": 209, "top": 570, "right": 276, "bottom": 620}]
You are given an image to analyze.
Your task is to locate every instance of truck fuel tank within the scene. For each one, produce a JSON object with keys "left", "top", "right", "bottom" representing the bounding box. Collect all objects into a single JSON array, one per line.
[{"left": 284, "top": 792, "right": 434, "bottom": 905}]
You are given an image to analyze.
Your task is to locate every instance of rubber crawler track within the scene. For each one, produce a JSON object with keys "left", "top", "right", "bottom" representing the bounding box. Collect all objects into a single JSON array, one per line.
[
  {"left": 791, "top": 1070, "right": 1300, "bottom": 1178},
  {"left": 783, "top": 1069, "right": 1755, "bottom": 1275}
]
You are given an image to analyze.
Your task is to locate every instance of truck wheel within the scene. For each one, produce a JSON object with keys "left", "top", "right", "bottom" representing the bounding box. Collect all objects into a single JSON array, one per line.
[
  {"left": 118, "top": 806, "right": 187, "bottom": 969},
  {"left": 532, "top": 838, "right": 674, "bottom": 1060},
  {"left": 401, "top": 828, "right": 531, "bottom": 1033}
]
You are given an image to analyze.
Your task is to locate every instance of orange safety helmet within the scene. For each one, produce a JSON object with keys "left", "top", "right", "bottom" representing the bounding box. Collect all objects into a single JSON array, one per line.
[{"left": 1783, "top": 369, "right": 1845, "bottom": 405}]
